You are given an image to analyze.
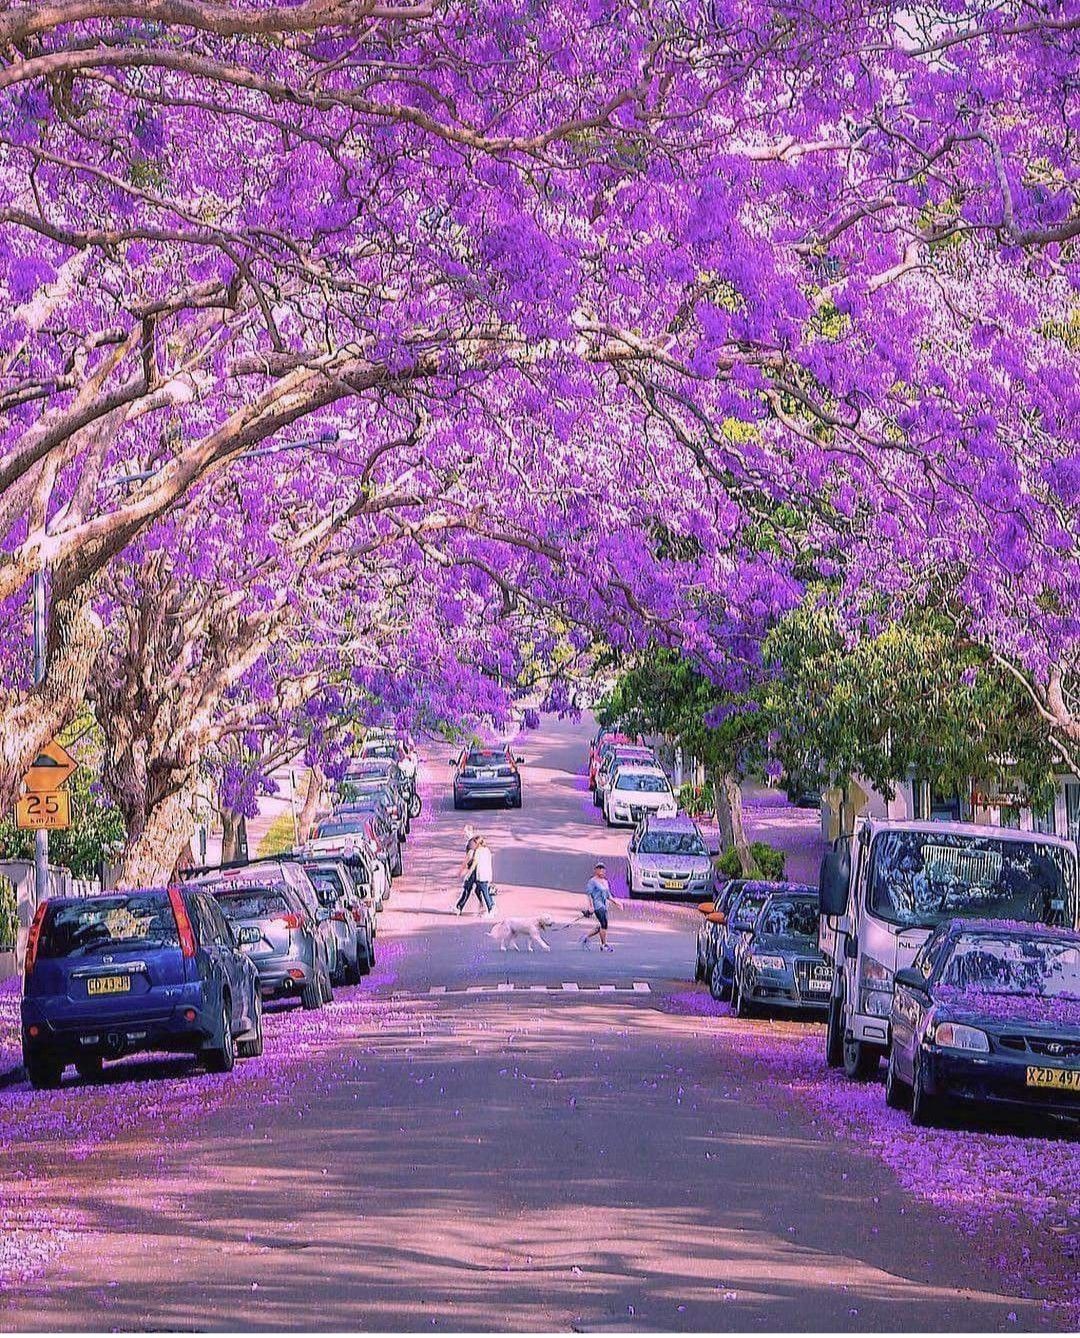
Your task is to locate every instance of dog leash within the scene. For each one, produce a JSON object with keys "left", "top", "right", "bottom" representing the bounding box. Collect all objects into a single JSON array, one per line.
[{"left": 547, "top": 910, "right": 592, "bottom": 933}]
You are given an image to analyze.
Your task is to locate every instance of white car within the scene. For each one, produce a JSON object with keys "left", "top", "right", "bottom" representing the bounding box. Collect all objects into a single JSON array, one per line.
[
  {"left": 603, "top": 765, "right": 677, "bottom": 827},
  {"left": 626, "top": 813, "right": 713, "bottom": 899}
]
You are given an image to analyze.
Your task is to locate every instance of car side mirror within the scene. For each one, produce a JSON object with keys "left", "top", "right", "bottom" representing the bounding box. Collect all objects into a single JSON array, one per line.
[
  {"left": 696, "top": 901, "right": 715, "bottom": 916},
  {"left": 707, "top": 912, "right": 727, "bottom": 925},
  {"left": 894, "top": 967, "right": 928, "bottom": 993},
  {"left": 819, "top": 843, "right": 851, "bottom": 917}
]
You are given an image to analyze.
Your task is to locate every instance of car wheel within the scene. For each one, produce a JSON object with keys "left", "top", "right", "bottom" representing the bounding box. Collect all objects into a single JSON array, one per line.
[
  {"left": 24, "top": 1051, "right": 63, "bottom": 1090},
  {"left": 627, "top": 866, "right": 635, "bottom": 897},
  {"left": 734, "top": 977, "right": 753, "bottom": 1018},
  {"left": 237, "top": 993, "right": 264, "bottom": 1059},
  {"left": 205, "top": 995, "right": 236, "bottom": 1074},
  {"left": 301, "top": 975, "right": 323, "bottom": 1010},
  {"left": 74, "top": 1054, "right": 104, "bottom": 1082},
  {"left": 709, "top": 960, "right": 731, "bottom": 1002},
  {"left": 359, "top": 934, "right": 373, "bottom": 975},
  {"left": 392, "top": 851, "right": 403, "bottom": 878},
  {"left": 842, "top": 1035, "right": 880, "bottom": 1081},
  {"left": 321, "top": 965, "right": 334, "bottom": 1004},
  {"left": 884, "top": 1048, "right": 910, "bottom": 1110},
  {"left": 825, "top": 990, "right": 845, "bottom": 1069},
  {"left": 911, "top": 1053, "right": 943, "bottom": 1127},
  {"left": 453, "top": 796, "right": 463, "bottom": 810}
]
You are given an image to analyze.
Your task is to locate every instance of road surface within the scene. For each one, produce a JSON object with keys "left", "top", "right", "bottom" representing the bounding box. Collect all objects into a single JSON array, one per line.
[{"left": 0, "top": 715, "right": 1069, "bottom": 1331}]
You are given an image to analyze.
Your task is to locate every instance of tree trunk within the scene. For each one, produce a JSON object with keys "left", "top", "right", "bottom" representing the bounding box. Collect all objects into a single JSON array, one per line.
[
  {"left": 296, "top": 766, "right": 324, "bottom": 844},
  {"left": 0, "top": 594, "right": 103, "bottom": 809},
  {"left": 714, "top": 771, "right": 758, "bottom": 876},
  {"left": 114, "top": 787, "right": 196, "bottom": 888},
  {"left": 220, "top": 808, "right": 244, "bottom": 863}
]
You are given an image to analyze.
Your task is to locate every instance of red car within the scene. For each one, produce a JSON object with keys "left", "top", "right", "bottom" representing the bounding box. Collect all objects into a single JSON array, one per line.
[{"left": 588, "top": 730, "right": 635, "bottom": 787}]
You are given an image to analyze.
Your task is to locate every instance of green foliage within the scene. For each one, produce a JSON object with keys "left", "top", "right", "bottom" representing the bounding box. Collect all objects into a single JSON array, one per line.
[
  {"left": 257, "top": 814, "right": 296, "bottom": 859},
  {"left": 764, "top": 601, "right": 1059, "bottom": 808},
  {"left": 0, "top": 768, "right": 125, "bottom": 879},
  {"left": 717, "top": 841, "right": 786, "bottom": 880},
  {"left": 677, "top": 781, "right": 715, "bottom": 816},
  {"left": 0, "top": 875, "right": 16, "bottom": 950}
]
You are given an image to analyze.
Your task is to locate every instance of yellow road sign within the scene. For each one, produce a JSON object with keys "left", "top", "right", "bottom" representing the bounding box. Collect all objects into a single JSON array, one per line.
[
  {"left": 24, "top": 739, "right": 78, "bottom": 794},
  {"left": 15, "top": 791, "right": 71, "bottom": 831}
]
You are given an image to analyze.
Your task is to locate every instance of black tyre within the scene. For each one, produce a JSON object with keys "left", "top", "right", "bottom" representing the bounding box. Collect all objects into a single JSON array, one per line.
[
  {"left": 358, "top": 934, "right": 373, "bottom": 976},
  {"left": 25, "top": 1051, "right": 63, "bottom": 1090},
  {"left": 911, "top": 1054, "right": 943, "bottom": 1127},
  {"left": 392, "top": 851, "right": 403, "bottom": 878},
  {"left": 409, "top": 792, "right": 422, "bottom": 819},
  {"left": 825, "top": 990, "right": 845, "bottom": 1068},
  {"left": 237, "top": 993, "right": 264, "bottom": 1059},
  {"left": 301, "top": 975, "right": 323, "bottom": 1010},
  {"left": 321, "top": 966, "right": 334, "bottom": 1004},
  {"left": 843, "top": 1035, "right": 880, "bottom": 1081},
  {"left": 205, "top": 996, "right": 236, "bottom": 1074},
  {"left": 453, "top": 796, "right": 464, "bottom": 810},
  {"left": 884, "top": 1049, "right": 910, "bottom": 1110},
  {"left": 74, "top": 1054, "right": 104, "bottom": 1082},
  {"left": 734, "top": 978, "right": 754, "bottom": 1018},
  {"left": 709, "top": 959, "right": 731, "bottom": 1002}
]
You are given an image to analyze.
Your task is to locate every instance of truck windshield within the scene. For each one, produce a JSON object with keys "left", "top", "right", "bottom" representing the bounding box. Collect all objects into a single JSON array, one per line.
[{"left": 867, "top": 831, "right": 1075, "bottom": 929}]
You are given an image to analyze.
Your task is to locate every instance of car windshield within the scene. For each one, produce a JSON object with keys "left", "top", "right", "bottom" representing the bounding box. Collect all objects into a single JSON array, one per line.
[
  {"left": 939, "top": 936, "right": 1080, "bottom": 998},
  {"left": 616, "top": 772, "right": 667, "bottom": 792},
  {"left": 212, "top": 886, "right": 291, "bottom": 919},
  {"left": 466, "top": 751, "right": 505, "bottom": 766},
  {"left": 306, "top": 869, "right": 346, "bottom": 904},
  {"left": 639, "top": 831, "right": 707, "bottom": 856},
  {"left": 39, "top": 893, "right": 178, "bottom": 957},
  {"left": 867, "top": 831, "right": 1075, "bottom": 928},
  {"left": 732, "top": 888, "right": 771, "bottom": 925},
  {"left": 758, "top": 899, "right": 818, "bottom": 938},
  {"left": 313, "top": 817, "right": 368, "bottom": 838},
  {"left": 362, "top": 742, "right": 397, "bottom": 758}
]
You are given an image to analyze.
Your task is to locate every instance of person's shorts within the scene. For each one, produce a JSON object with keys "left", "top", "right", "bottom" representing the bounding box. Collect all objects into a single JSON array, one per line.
[{"left": 594, "top": 906, "right": 609, "bottom": 930}]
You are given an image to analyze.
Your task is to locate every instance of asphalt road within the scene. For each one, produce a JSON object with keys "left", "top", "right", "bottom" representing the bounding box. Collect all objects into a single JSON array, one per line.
[{"left": 1, "top": 716, "right": 1056, "bottom": 1331}]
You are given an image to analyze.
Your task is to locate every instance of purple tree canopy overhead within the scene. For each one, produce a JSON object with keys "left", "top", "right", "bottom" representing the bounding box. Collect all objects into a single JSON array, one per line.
[{"left": 0, "top": 0, "right": 1076, "bottom": 810}]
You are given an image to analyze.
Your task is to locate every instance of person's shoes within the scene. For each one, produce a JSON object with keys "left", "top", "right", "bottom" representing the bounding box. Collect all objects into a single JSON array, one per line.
[
  {"left": 601, "top": 944, "right": 614, "bottom": 952},
  {"left": 580, "top": 936, "right": 591, "bottom": 949},
  {"left": 454, "top": 906, "right": 463, "bottom": 916}
]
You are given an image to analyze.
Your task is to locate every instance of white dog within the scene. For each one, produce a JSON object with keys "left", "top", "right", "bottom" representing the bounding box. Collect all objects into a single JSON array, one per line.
[{"left": 488, "top": 916, "right": 555, "bottom": 952}]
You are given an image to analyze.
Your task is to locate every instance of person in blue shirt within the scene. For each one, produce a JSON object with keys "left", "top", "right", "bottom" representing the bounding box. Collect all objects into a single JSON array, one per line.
[{"left": 581, "top": 862, "right": 616, "bottom": 951}]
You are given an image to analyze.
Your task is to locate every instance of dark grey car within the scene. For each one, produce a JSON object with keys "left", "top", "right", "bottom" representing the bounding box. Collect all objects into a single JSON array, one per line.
[
  {"left": 300, "top": 857, "right": 375, "bottom": 983},
  {"left": 206, "top": 879, "right": 333, "bottom": 1010},
  {"left": 451, "top": 746, "right": 523, "bottom": 809},
  {"left": 332, "top": 801, "right": 403, "bottom": 878}
]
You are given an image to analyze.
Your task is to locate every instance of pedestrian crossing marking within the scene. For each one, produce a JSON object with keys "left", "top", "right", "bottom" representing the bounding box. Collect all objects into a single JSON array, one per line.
[{"left": 426, "top": 982, "right": 651, "bottom": 997}]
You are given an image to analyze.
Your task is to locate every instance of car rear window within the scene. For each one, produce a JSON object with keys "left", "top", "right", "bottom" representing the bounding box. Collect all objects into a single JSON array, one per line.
[
  {"left": 39, "top": 894, "right": 179, "bottom": 957},
  {"left": 466, "top": 750, "right": 504, "bottom": 765},
  {"left": 212, "top": 886, "right": 291, "bottom": 919},
  {"left": 306, "top": 868, "right": 346, "bottom": 903},
  {"left": 313, "top": 817, "right": 368, "bottom": 837}
]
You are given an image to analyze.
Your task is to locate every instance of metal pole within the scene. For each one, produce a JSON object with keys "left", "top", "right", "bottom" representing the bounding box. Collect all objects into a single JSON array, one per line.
[{"left": 32, "top": 568, "right": 48, "bottom": 906}]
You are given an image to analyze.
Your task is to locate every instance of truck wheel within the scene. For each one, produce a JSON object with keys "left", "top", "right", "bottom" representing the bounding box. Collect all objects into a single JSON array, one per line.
[
  {"left": 825, "top": 991, "right": 845, "bottom": 1068},
  {"left": 843, "top": 1034, "right": 880, "bottom": 1081}
]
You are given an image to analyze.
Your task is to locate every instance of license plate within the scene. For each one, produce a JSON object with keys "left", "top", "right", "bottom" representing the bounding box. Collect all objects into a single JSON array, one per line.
[
  {"left": 87, "top": 974, "right": 131, "bottom": 996},
  {"left": 661, "top": 879, "right": 684, "bottom": 890},
  {"left": 479, "top": 769, "right": 496, "bottom": 779},
  {"left": 806, "top": 977, "right": 831, "bottom": 992},
  {"left": 1026, "top": 1065, "right": 1080, "bottom": 1091}
]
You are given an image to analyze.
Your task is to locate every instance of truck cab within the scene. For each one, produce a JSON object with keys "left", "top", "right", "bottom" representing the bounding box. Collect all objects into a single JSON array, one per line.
[{"left": 818, "top": 818, "right": 1078, "bottom": 1080}]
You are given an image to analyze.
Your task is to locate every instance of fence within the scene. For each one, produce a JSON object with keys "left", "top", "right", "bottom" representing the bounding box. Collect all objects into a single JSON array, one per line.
[{"left": 0, "top": 861, "right": 101, "bottom": 977}]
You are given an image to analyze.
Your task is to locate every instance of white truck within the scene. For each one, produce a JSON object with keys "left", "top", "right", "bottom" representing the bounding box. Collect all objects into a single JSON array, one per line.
[{"left": 818, "top": 818, "right": 1079, "bottom": 1079}]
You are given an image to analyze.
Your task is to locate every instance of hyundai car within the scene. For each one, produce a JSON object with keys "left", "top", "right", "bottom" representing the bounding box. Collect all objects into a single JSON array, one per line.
[
  {"left": 21, "top": 886, "right": 262, "bottom": 1089},
  {"left": 887, "top": 919, "right": 1080, "bottom": 1127}
]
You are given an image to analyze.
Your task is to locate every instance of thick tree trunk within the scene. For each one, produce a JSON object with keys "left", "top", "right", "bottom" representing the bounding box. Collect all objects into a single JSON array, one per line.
[
  {"left": 713, "top": 771, "right": 758, "bottom": 876},
  {"left": 0, "top": 594, "right": 103, "bottom": 809},
  {"left": 296, "top": 766, "right": 324, "bottom": 844},
  {"left": 114, "top": 787, "right": 196, "bottom": 888},
  {"left": 220, "top": 808, "right": 248, "bottom": 863}
]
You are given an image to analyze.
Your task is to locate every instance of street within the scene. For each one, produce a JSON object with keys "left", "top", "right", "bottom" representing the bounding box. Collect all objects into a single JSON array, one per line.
[{"left": 0, "top": 715, "right": 1075, "bottom": 1331}]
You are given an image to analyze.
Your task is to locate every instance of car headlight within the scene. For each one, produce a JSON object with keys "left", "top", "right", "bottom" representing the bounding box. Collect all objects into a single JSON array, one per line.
[
  {"left": 751, "top": 954, "right": 785, "bottom": 973},
  {"left": 931, "top": 1021, "right": 990, "bottom": 1052}
]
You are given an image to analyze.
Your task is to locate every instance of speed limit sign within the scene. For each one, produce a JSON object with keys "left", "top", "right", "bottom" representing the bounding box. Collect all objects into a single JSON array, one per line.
[{"left": 15, "top": 790, "right": 71, "bottom": 830}]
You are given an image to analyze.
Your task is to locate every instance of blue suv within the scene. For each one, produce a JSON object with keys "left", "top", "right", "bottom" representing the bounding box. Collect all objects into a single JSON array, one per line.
[{"left": 21, "top": 886, "right": 263, "bottom": 1089}]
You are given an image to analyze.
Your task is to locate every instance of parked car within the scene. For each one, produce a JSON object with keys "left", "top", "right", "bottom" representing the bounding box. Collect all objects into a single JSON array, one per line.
[
  {"left": 306, "top": 814, "right": 393, "bottom": 900},
  {"left": 344, "top": 774, "right": 409, "bottom": 843},
  {"left": 21, "top": 886, "right": 263, "bottom": 1089},
  {"left": 333, "top": 800, "right": 403, "bottom": 878},
  {"left": 299, "top": 857, "right": 375, "bottom": 983},
  {"left": 205, "top": 876, "right": 334, "bottom": 1010},
  {"left": 451, "top": 745, "right": 523, "bottom": 809},
  {"left": 707, "top": 880, "right": 786, "bottom": 1001},
  {"left": 588, "top": 730, "right": 636, "bottom": 785},
  {"left": 730, "top": 889, "right": 832, "bottom": 1018},
  {"left": 603, "top": 766, "right": 676, "bottom": 827},
  {"left": 627, "top": 813, "right": 713, "bottom": 900},
  {"left": 886, "top": 919, "right": 1080, "bottom": 1127},
  {"left": 695, "top": 879, "right": 743, "bottom": 983},
  {"left": 593, "top": 744, "right": 655, "bottom": 805}
]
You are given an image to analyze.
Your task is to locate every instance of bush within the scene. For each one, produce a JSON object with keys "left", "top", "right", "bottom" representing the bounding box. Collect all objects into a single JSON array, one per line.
[
  {"left": 0, "top": 875, "right": 16, "bottom": 951},
  {"left": 257, "top": 814, "right": 296, "bottom": 859},
  {"left": 716, "top": 841, "right": 787, "bottom": 881},
  {"left": 677, "top": 781, "right": 714, "bottom": 815}
]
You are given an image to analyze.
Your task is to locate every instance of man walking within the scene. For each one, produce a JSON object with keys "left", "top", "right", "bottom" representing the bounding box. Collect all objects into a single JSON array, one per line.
[{"left": 582, "top": 861, "right": 615, "bottom": 951}]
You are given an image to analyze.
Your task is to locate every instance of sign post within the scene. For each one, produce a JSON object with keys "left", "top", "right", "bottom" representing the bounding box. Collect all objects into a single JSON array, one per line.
[{"left": 17, "top": 738, "right": 78, "bottom": 835}]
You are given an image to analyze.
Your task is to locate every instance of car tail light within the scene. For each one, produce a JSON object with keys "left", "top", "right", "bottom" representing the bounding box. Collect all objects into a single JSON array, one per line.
[
  {"left": 24, "top": 902, "right": 48, "bottom": 978},
  {"left": 183, "top": 1008, "right": 197, "bottom": 1022},
  {"left": 272, "top": 913, "right": 304, "bottom": 930},
  {"left": 168, "top": 886, "right": 197, "bottom": 958},
  {"left": 331, "top": 910, "right": 349, "bottom": 923},
  {"left": 352, "top": 909, "right": 365, "bottom": 925}
]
